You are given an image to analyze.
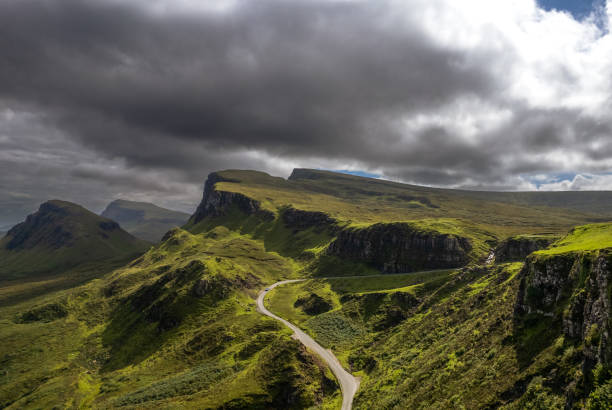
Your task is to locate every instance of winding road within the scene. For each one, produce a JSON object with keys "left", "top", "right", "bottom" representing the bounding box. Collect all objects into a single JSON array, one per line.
[{"left": 256, "top": 280, "right": 360, "bottom": 410}]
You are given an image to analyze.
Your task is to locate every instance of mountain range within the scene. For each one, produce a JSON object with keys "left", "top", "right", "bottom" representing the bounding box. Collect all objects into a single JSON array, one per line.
[
  {"left": 1, "top": 169, "right": 612, "bottom": 409},
  {"left": 100, "top": 199, "right": 190, "bottom": 242}
]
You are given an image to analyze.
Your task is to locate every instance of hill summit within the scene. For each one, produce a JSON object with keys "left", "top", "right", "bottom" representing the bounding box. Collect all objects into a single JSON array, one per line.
[
  {"left": 0, "top": 200, "right": 148, "bottom": 280},
  {"left": 101, "top": 199, "right": 190, "bottom": 242}
]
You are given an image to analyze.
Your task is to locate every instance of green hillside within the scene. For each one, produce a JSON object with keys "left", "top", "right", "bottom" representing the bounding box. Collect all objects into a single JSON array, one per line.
[
  {"left": 101, "top": 199, "right": 190, "bottom": 242},
  {"left": 2, "top": 170, "right": 612, "bottom": 409},
  {"left": 536, "top": 223, "right": 612, "bottom": 255},
  {"left": 202, "top": 169, "right": 600, "bottom": 238},
  {"left": 267, "top": 224, "right": 612, "bottom": 408},
  {"left": 0, "top": 227, "right": 340, "bottom": 409},
  {"left": 0, "top": 200, "right": 149, "bottom": 281}
]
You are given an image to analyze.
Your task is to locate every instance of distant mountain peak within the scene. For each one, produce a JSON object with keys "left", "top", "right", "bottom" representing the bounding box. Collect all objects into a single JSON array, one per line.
[
  {"left": 0, "top": 199, "right": 148, "bottom": 280},
  {"left": 101, "top": 199, "right": 190, "bottom": 242},
  {"left": 4, "top": 200, "right": 126, "bottom": 251}
]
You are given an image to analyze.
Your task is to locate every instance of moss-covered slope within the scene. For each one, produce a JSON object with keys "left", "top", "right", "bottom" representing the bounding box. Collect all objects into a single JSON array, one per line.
[
  {"left": 0, "top": 200, "right": 149, "bottom": 281},
  {"left": 0, "top": 227, "right": 340, "bottom": 409},
  {"left": 3, "top": 170, "right": 612, "bottom": 409}
]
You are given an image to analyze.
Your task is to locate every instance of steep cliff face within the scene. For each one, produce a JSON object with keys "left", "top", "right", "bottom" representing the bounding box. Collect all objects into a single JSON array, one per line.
[
  {"left": 326, "top": 223, "right": 472, "bottom": 272},
  {"left": 566, "top": 254, "right": 612, "bottom": 371},
  {"left": 515, "top": 253, "right": 577, "bottom": 317},
  {"left": 516, "top": 250, "right": 612, "bottom": 378},
  {"left": 495, "top": 235, "right": 556, "bottom": 262},
  {"left": 281, "top": 207, "right": 337, "bottom": 233},
  {"left": 189, "top": 172, "right": 274, "bottom": 225}
]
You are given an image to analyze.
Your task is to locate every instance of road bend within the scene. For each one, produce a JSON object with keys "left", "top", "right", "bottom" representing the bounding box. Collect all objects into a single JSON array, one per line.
[{"left": 256, "top": 280, "right": 360, "bottom": 410}]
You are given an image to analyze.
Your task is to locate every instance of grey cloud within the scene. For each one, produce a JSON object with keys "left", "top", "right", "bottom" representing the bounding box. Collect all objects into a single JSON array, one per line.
[
  {"left": 1, "top": 0, "right": 612, "bottom": 224},
  {"left": 0, "top": 0, "right": 496, "bottom": 163}
]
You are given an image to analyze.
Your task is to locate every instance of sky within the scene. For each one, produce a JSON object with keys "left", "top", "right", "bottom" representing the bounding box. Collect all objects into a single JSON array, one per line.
[{"left": 1, "top": 0, "right": 612, "bottom": 225}]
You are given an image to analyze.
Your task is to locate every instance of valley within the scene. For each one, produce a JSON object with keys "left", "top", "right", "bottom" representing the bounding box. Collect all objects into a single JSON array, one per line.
[{"left": 1, "top": 169, "right": 612, "bottom": 409}]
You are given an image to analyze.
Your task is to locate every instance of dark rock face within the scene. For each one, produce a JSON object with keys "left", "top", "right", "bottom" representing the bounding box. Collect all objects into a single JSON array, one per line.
[
  {"left": 495, "top": 236, "right": 556, "bottom": 262},
  {"left": 565, "top": 254, "right": 612, "bottom": 370},
  {"left": 288, "top": 168, "right": 325, "bottom": 181},
  {"left": 5, "top": 202, "right": 74, "bottom": 250},
  {"left": 282, "top": 207, "right": 337, "bottom": 232},
  {"left": 189, "top": 172, "right": 273, "bottom": 225},
  {"left": 326, "top": 223, "right": 472, "bottom": 272},
  {"left": 515, "top": 251, "right": 612, "bottom": 376},
  {"left": 514, "top": 255, "right": 576, "bottom": 316},
  {"left": 98, "top": 220, "right": 120, "bottom": 231}
]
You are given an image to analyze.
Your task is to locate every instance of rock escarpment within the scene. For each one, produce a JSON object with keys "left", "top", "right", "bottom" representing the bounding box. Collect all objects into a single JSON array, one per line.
[
  {"left": 326, "top": 223, "right": 472, "bottom": 273},
  {"left": 281, "top": 207, "right": 337, "bottom": 233},
  {"left": 494, "top": 235, "right": 556, "bottom": 262},
  {"left": 5, "top": 201, "right": 75, "bottom": 250},
  {"left": 515, "top": 251, "right": 612, "bottom": 379},
  {"left": 189, "top": 172, "right": 273, "bottom": 225}
]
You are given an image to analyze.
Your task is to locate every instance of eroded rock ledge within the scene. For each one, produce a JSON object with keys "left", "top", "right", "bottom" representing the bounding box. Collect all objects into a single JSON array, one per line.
[
  {"left": 189, "top": 172, "right": 274, "bottom": 225},
  {"left": 281, "top": 207, "right": 338, "bottom": 232},
  {"left": 515, "top": 251, "right": 612, "bottom": 377},
  {"left": 494, "top": 235, "right": 556, "bottom": 262},
  {"left": 326, "top": 222, "right": 472, "bottom": 273}
]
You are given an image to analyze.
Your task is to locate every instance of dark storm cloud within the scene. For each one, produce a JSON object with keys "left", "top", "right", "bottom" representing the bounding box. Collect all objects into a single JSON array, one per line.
[
  {"left": 1, "top": 0, "right": 612, "bottom": 224},
  {"left": 0, "top": 0, "right": 496, "bottom": 167}
]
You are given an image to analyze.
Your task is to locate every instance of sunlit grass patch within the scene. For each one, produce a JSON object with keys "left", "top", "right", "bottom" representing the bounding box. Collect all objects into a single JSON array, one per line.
[{"left": 535, "top": 223, "right": 612, "bottom": 255}]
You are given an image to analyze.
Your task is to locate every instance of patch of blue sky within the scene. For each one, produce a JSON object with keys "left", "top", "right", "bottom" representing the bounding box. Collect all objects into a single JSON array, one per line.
[
  {"left": 538, "top": 0, "right": 604, "bottom": 20},
  {"left": 525, "top": 172, "right": 578, "bottom": 188},
  {"left": 525, "top": 172, "right": 612, "bottom": 188},
  {"left": 326, "top": 169, "right": 382, "bottom": 179}
]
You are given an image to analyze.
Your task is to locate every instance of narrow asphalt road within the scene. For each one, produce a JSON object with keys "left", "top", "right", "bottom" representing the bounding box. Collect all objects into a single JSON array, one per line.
[{"left": 256, "top": 280, "right": 360, "bottom": 410}]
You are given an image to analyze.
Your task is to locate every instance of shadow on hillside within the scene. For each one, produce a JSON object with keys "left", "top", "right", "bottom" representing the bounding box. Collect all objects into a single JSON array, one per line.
[
  {"left": 101, "top": 303, "right": 166, "bottom": 372},
  {"left": 511, "top": 313, "right": 560, "bottom": 371}
]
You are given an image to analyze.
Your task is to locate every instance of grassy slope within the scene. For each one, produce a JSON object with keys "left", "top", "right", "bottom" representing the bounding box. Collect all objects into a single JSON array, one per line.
[
  {"left": 0, "top": 200, "right": 149, "bottom": 281},
  {"left": 266, "top": 221, "right": 612, "bottom": 408},
  {"left": 266, "top": 271, "right": 456, "bottom": 365},
  {"left": 0, "top": 227, "right": 340, "bottom": 409},
  {"left": 266, "top": 263, "right": 580, "bottom": 409},
  {"left": 101, "top": 199, "right": 190, "bottom": 242},
  {"left": 205, "top": 170, "right": 608, "bottom": 264},
  {"left": 4, "top": 171, "right": 612, "bottom": 409},
  {"left": 214, "top": 169, "right": 601, "bottom": 235},
  {"left": 536, "top": 222, "right": 612, "bottom": 255}
]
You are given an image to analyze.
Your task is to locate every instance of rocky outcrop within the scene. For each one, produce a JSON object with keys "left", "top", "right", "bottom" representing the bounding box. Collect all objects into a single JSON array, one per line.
[
  {"left": 326, "top": 223, "right": 472, "bottom": 273},
  {"left": 294, "top": 293, "right": 332, "bottom": 315},
  {"left": 5, "top": 201, "right": 74, "bottom": 249},
  {"left": 282, "top": 207, "right": 337, "bottom": 232},
  {"left": 514, "top": 254, "right": 576, "bottom": 316},
  {"left": 288, "top": 168, "right": 326, "bottom": 181},
  {"left": 515, "top": 251, "right": 612, "bottom": 376},
  {"left": 564, "top": 253, "right": 612, "bottom": 370},
  {"left": 17, "top": 301, "right": 68, "bottom": 323},
  {"left": 494, "top": 236, "right": 556, "bottom": 262},
  {"left": 189, "top": 172, "right": 273, "bottom": 225}
]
